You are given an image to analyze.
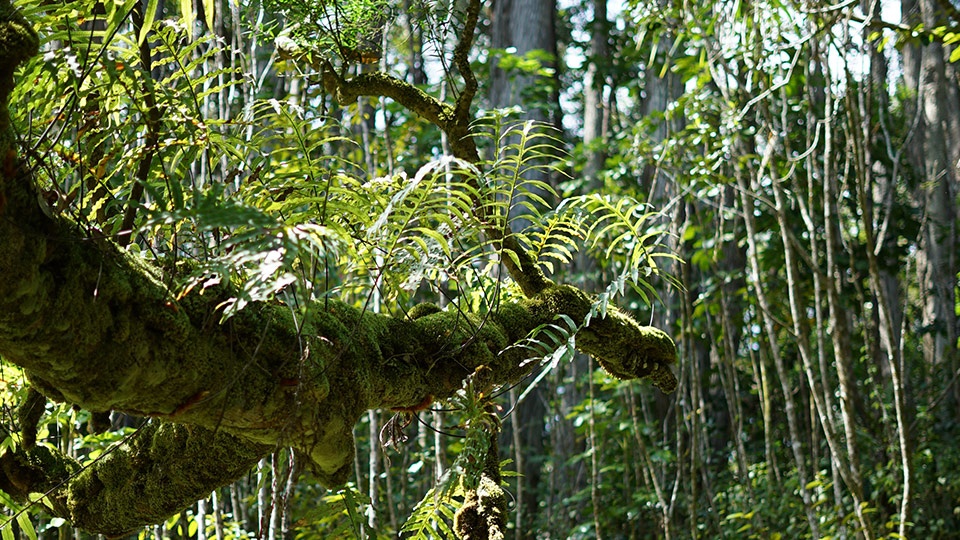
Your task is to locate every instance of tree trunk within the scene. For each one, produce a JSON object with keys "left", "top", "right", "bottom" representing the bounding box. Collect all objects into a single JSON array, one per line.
[
  {"left": 904, "top": 0, "right": 959, "bottom": 404},
  {"left": 489, "top": 0, "right": 558, "bottom": 121},
  {"left": 488, "top": 0, "right": 560, "bottom": 533},
  {"left": 582, "top": 0, "right": 609, "bottom": 182}
]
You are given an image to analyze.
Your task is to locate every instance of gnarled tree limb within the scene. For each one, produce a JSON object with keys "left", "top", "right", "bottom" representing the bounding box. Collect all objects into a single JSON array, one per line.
[{"left": 0, "top": 2, "right": 675, "bottom": 536}]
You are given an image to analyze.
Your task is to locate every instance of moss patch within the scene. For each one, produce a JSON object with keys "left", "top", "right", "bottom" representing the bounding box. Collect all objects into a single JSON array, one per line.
[{"left": 64, "top": 422, "right": 266, "bottom": 537}]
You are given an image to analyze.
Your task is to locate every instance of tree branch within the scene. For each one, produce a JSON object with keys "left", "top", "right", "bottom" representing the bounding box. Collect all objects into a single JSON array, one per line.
[
  {"left": 318, "top": 0, "right": 553, "bottom": 297},
  {"left": 0, "top": 423, "right": 266, "bottom": 537},
  {"left": 0, "top": 3, "right": 675, "bottom": 535},
  {"left": 451, "top": 0, "right": 480, "bottom": 126}
]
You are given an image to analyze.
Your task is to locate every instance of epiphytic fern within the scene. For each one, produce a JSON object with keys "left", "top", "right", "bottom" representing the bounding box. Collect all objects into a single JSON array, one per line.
[{"left": 555, "top": 194, "right": 679, "bottom": 313}]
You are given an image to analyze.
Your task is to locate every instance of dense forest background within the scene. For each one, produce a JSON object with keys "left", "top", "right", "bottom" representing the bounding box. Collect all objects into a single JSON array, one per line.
[{"left": 1, "top": 0, "right": 958, "bottom": 537}]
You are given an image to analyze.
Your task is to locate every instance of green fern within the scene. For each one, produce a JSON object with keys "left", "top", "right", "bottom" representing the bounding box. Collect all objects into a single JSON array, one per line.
[
  {"left": 362, "top": 157, "right": 481, "bottom": 293},
  {"left": 500, "top": 314, "right": 578, "bottom": 404},
  {"left": 472, "top": 116, "right": 564, "bottom": 237},
  {"left": 556, "top": 194, "right": 680, "bottom": 311},
  {"left": 527, "top": 211, "right": 586, "bottom": 274},
  {"left": 399, "top": 487, "right": 459, "bottom": 540},
  {"left": 0, "top": 492, "right": 38, "bottom": 540}
]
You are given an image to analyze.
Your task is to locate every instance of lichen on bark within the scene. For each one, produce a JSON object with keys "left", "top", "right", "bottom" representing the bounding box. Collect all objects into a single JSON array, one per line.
[{"left": 454, "top": 406, "right": 508, "bottom": 540}]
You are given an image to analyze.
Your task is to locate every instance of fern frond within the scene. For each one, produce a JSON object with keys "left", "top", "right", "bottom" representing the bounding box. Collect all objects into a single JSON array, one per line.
[
  {"left": 471, "top": 116, "right": 564, "bottom": 234},
  {"left": 527, "top": 211, "right": 587, "bottom": 274},
  {"left": 356, "top": 157, "right": 484, "bottom": 296},
  {"left": 500, "top": 314, "right": 578, "bottom": 404},
  {"left": 400, "top": 487, "right": 460, "bottom": 540},
  {"left": 146, "top": 192, "right": 345, "bottom": 320},
  {"left": 556, "top": 193, "right": 679, "bottom": 307}
]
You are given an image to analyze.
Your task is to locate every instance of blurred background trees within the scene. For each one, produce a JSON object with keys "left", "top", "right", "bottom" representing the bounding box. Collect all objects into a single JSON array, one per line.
[{"left": 2, "top": 0, "right": 959, "bottom": 537}]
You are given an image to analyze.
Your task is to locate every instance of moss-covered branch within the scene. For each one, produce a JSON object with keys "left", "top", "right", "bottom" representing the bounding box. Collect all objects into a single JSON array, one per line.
[
  {"left": 0, "top": 423, "right": 266, "bottom": 537},
  {"left": 454, "top": 405, "right": 507, "bottom": 540},
  {"left": 321, "top": 65, "right": 481, "bottom": 161},
  {"left": 0, "top": 2, "right": 675, "bottom": 536}
]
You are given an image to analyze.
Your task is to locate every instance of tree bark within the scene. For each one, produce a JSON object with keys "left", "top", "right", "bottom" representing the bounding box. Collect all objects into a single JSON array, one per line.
[
  {"left": 489, "top": 0, "right": 558, "bottom": 121},
  {"left": 582, "top": 0, "right": 609, "bottom": 182},
  {"left": 904, "top": 0, "right": 959, "bottom": 395}
]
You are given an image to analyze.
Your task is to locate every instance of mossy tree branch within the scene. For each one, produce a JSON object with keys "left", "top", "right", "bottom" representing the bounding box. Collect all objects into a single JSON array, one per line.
[{"left": 0, "top": 2, "right": 675, "bottom": 536}]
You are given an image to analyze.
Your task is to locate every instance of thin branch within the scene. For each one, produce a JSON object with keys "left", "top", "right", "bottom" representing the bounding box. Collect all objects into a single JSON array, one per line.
[
  {"left": 119, "top": 1, "right": 163, "bottom": 247},
  {"left": 318, "top": 0, "right": 552, "bottom": 297}
]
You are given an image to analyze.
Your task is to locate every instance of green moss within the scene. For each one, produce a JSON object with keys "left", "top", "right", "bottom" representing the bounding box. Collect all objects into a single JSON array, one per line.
[
  {"left": 577, "top": 307, "right": 678, "bottom": 392},
  {"left": 64, "top": 423, "right": 265, "bottom": 537},
  {"left": 521, "top": 284, "right": 591, "bottom": 324},
  {"left": 303, "top": 411, "right": 355, "bottom": 485},
  {"left": 0, "top": 1, "right": 38, "bottom": 72},
  {"left": 454, "top": 419, "right": 507, "bottom": 540},
  {"left": 454, "top": 473, "right": 507, "bottom": 540},
  {"left": 490, "top": 302, "right": 536, "bottom": 343},
  {"left": 407, "top": 302, "right": 442, "bottom": 320},
  {"left": 16, "top": 387, "right": 45, "bottom": 449},
  {"left": 0, "top": 445, "right": 79, "bottom": 502},
  {"left": 0, "top": 0, "right": 39, "bottom": 152}
]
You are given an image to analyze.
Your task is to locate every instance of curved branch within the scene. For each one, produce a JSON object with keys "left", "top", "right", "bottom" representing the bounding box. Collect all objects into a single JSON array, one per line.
[
  {"left": 0, "top": 423, "right": 266, "bottom": 537},
  {"left": 321, "top": 64, "right": 482, "bottom": 161},
  {"left": 318, "top": 3, "right": 553, "bottom": 297},
  {"left": 451, "top": 0, "right": 480, "bottom": 126},
  {"left": 0, "top": 3, "right": 675, "bottom": 535}
]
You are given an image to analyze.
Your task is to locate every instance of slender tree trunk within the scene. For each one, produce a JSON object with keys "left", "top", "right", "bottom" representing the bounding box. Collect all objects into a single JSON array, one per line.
[
  {"left": 917, "top": 0, "right": 959, "bottom": 409},
  {"left": 197, "top": 499, "right": 207, "bottom": 540},
  {"left": 737, "top": 157, "right": 820, "bottom": 538},
  {"left": 367, "top": 410, "right": 379, "bottom": 532},
  {"left": 268, "top": 453, "right": 280, "bottom": 540},
  {"left": 810, "top": 66, "right": 867, "bottom": 536},
  {"left": 627, "top": 386, "right": 670, "bottom": 538},
  {"left": 752, "top": 346, "right": 780, "bottom": 485},
  {"left": 384, "top": 452, "right": 399, "bottom": 533},
  {"left": 403, "top": 0, "right": 426, "bottom": 86},
  {"left": 587, "top": 357, "right": 603, "bottom": 540},
  {"left": 903, "top": 0, "right": 959, "bottom": 410},
  {"left": 257, "top": 458, "right": 269, "bottom": 538},
  {"left": 489, "top": 0, "right": 558, "bottom": 120},
  {"left": 582, "top": 0, "right": 609, "bottom": 182},
  {"left": 212, "top": 490, "right": 225, "bottom": 540},
  {"left": 850, "top": 57, "right": 916, "bottom": 540},
  {"left": 231, "top": 484, "right": 244, "bottom": 532},
  {"left": 509, "top": 388, "right": 524, "bottom": 540}
]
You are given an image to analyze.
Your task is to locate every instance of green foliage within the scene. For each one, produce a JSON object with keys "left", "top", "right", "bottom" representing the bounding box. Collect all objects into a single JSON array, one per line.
[
  {"left": 289, "top": 485, "right": 371, "bottom": 538},
  {"left": 473, "top": 115, "right": 563, "bottom": 227},
  {"left": 11, "top": 3, "right": 242, "bottom": 233},
  {"left": 0, "top": 511, "right": 37, "bottom": 540},
  {"left": 400, "top": 487, "right": 460, "bottom": 540},
  {"left": 561, "top": 194, "right": 678, "bottom": 307},
  {"left": 268, "top": 0, "right": 390, "bottom": 63},
  {"left": 501, "top": 314, "right": 578, "bottom": 406}
]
